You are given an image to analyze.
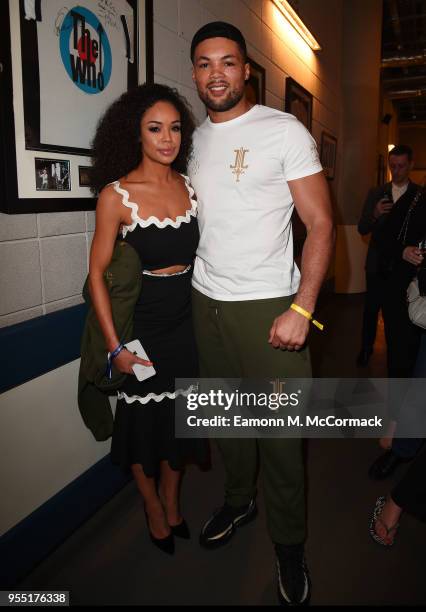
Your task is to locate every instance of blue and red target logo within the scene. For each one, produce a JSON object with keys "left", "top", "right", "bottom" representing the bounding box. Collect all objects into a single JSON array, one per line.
[{"left": 60, "top": 6, "right": 112, "bottom": 94}]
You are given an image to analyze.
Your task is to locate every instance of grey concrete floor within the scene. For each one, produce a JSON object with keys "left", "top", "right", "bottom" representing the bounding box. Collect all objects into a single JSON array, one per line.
[{"left": 19, "top": 293, "right": 426, "bottom": 605}]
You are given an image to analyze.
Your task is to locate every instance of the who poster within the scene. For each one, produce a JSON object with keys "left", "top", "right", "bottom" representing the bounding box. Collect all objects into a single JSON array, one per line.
[
  {"left": 0, "top": 0, "right": 149, "bottom": 212},
  {"left": 32, "top": 0, "right": 134, "bottom": 151}
]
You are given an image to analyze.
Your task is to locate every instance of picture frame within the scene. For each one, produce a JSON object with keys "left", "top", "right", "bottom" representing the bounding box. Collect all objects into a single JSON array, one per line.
[
  {"left": 0, "top": 0, "right": 153, "bottom": 214},
  {"left": 285, "top": 77, "right": 313, "bottom": 132},
  {"left": 35, "top": 158, "right": 71, "bottom": 191},
  {"left": 320, "top": 131, "right": 337, "bottom": 181},
  {"left": 78, "top": 165, "right": 94, "bottom": 188},
  {"left": 246, "top": 57, "right": 265, "bottom": 105}
]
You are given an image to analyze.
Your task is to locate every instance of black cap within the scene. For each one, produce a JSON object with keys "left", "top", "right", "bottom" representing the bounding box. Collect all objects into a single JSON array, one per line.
[{"left": 190, "top": 21, "right": 247, "bottom": 62}]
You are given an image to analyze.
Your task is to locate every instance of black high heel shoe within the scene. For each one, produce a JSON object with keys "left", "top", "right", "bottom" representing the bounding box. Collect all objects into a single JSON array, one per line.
[
  {"left": 144, "top": 507, "right": 175, "bottom": 555},
  {"left": 170, "top": 519, "right": 190, "bottom": 540}
]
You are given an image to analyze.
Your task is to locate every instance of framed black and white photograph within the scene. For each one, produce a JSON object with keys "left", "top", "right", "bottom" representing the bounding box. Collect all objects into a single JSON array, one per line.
[
  {"left": 320, "top": 132, "right": 337, "bottom": 180},
  {"left": 285, "top": 77, "right": 313, "bottom": 132},
  {"left": 35, "top": 158, "right": 71, "bottom": 191},
  {"left": 78, "top": 166, "right": 94, "bottom": 188},
  {"left": 0, "top": 0, "right": 153, "bottom": 213},
  {"left": 246, "top": 57, "right": 265, "bottom": 105}
]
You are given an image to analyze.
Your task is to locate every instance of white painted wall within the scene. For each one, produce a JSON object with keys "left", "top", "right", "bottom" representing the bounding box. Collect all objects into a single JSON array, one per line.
[
  {"left": 0, "top": 360, "right": 112, "bottom": 537},
  {"left": 335, "top": 0, "right": 382, "bottom": 293}
]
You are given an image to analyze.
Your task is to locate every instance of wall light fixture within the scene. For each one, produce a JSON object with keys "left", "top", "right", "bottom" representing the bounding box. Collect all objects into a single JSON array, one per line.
[{"left": 271, "top": 0, "right": 322, "bottom": 51}]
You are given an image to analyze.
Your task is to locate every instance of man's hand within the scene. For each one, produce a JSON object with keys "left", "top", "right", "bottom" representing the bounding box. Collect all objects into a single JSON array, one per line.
[
  {"left": 402, "top": 246, "right": 424, "bottom": 266},
  {"left": 268, "top": 308, "right": 310, "bottom": 351},
  {"left": 373, "top": 198, "right": 393, "bottom": 219}
]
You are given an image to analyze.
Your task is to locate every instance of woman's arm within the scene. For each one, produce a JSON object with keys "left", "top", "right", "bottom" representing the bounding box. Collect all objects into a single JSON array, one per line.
[
  {"left": 88, "top": 187, "right": 152, "bottom": 373},
  {"left": 89, "top": 186, "right": 123, "bottom": 352}
]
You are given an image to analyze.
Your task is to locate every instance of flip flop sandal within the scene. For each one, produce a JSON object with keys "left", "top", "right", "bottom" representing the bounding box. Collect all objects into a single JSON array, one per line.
[{"left": 369, "top": 496, "right": 399, "bottom": 547}]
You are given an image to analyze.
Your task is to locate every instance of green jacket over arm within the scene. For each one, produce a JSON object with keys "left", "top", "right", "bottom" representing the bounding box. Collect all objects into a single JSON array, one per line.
[{"left": 78, "top": 241, "right": 142, "bottom": 441}]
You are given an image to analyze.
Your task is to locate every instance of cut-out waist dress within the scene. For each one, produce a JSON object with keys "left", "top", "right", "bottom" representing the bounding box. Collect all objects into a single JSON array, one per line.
[{"left": 109, "top": 175, "right": 207, "bottom": 475}]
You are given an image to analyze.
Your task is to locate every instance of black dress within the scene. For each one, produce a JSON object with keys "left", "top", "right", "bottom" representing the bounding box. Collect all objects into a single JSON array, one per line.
[{"left": 110, "top": 175, "right": 207, "bottom": 476}]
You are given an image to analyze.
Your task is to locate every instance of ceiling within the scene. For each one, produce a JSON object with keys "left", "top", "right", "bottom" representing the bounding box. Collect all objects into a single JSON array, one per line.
[{"left": 381, "top": 0, "right": 426, "bottom": 123}]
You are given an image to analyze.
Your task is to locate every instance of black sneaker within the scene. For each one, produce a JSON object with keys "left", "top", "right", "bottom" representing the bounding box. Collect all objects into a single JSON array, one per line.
[
  {"left": 199, "top": 499, "right": 257, "bottom": 548},
  {"left": 275, "top": 543, "right": 310, "bottom": 606}
]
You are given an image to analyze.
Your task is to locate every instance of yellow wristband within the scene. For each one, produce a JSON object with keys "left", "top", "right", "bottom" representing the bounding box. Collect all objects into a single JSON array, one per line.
[{"left": 290, "top": 303, "right": 324, "bottom": 331}]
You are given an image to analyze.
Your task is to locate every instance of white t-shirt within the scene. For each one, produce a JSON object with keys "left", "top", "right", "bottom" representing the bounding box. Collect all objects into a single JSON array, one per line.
[{"left": 188, "top": 104, "right": 323, "bottom": 301}]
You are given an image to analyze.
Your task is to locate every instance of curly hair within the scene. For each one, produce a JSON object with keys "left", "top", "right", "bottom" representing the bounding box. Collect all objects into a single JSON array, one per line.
[{"left": 91, "top": 83, "right": 196, "bottom": 193}]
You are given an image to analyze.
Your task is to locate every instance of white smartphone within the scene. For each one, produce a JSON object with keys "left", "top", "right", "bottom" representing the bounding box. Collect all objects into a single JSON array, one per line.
[{"left": 124, "top": 339, "right": 156, "bottom": 382}]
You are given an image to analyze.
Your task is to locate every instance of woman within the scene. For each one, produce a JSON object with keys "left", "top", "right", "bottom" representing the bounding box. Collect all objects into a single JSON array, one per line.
[
  {"left": 370, "top": 329, "right": 426, "bottom": 545},
  {"left": 89, "top": 83, "right": 206, "bottom": 555}
]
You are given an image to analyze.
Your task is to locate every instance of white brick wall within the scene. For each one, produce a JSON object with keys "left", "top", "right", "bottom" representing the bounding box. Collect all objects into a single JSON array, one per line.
[{"left": 0, "top": 212, "right": 94, "bottom": 327}]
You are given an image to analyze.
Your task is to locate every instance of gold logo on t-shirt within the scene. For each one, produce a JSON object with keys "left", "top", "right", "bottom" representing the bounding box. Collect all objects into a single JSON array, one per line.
[{"left": 230, "top": 147, "right": 249, "bottom": 182}]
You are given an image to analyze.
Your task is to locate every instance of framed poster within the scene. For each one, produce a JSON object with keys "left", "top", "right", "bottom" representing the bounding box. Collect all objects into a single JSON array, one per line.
[
  {"left": 285, "top": 77, "right": 313, "bottom": 132},
  {"left": 320, "top": 132, "right": 337, "bottom": 181},
  {"left": 0, "top": 0, "right": 153, "bottom": 213},
  {"left": 246, "top": 57, "right": 265, "bottom": 105}
]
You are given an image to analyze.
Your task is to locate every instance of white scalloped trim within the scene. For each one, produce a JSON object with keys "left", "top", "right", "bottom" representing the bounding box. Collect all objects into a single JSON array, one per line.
[
  {"left": 112, "top": 174, "right": 197, "bottom": 237},
  {"left": 142, "top": 264, "right": 191, "bottom": 277},
  {"left": 118, "top": 385, "right": 196, "bottom": 405}
]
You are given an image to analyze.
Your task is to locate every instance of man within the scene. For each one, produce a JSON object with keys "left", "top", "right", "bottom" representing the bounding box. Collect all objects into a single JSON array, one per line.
[
  {"left": 357, "top": 145, "right": 418, "bottom": 368},
  {"left": 363, "top": 147, "right": 424, "bottom": 480},
  {"left": 188, "top": 22, "right": 334, "bottom": 606}
]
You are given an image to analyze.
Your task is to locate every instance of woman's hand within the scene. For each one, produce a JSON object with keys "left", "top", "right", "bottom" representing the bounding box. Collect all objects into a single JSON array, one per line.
[
  {"left": 113, "top": 348, "right": 153, "bottom": 375},
  {"left": 402, "top": 246, "right": 424, "bottom": 266}
]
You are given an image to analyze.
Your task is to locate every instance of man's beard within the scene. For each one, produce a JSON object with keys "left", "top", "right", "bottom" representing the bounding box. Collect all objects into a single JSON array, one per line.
[{"left": 198, "top": 86, "right": 245, "bottom": 112}]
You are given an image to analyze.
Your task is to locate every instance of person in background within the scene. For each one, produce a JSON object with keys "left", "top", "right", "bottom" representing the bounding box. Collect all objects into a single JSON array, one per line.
[
  {"left": 370, "top": 329, "right": 426, "bottom": 546},
  {"left": 357, "top": 145, "right": 418, "bottom": 374},
  {"left": 368, "top": 185, "right": 426, "bottom": 480}
]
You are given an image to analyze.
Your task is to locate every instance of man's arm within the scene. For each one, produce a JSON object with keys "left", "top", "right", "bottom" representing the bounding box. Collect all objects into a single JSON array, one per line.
[{"left": 269, "top": 171, "right": 334, "bottom": 350}]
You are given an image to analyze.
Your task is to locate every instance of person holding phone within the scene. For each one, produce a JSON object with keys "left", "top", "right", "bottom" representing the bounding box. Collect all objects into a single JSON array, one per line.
[
  {"left": 357, "top": 145, "right": 418, "bottom": 375},
  {"left": 368, "top": 183, "right": 426, "bottom": 480},
  {"left": 88, "top": 83, "right": 207, "bottom": 555}
]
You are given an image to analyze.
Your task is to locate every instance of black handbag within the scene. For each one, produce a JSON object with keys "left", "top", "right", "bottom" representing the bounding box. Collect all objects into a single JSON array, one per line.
[{"left": 378, "top": 187, "right": 425, "bottom": 279}]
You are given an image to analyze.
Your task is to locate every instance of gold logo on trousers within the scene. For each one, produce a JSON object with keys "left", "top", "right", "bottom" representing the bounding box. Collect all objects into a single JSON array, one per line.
[{"left": 230, "top": 147, "right": 249, "bottom": 182}]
